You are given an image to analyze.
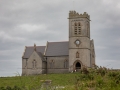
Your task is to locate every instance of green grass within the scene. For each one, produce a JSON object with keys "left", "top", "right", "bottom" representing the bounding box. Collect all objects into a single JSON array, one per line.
[
  {"left": 0, "top": 73, "right": 78, "bottom": 88},
  {"left": 1, "top": 67, "right": 120, "bottom": 90}
]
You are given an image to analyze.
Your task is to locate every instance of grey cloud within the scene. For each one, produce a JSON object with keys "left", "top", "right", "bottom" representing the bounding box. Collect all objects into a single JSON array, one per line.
[{"left": 0, "top": 0, "right": 120, "bottom": 76}]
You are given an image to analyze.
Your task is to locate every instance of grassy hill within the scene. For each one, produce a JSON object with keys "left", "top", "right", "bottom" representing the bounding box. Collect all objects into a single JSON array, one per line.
[{"left": 0, "top": 67, "right": 120, "bottom": 90}]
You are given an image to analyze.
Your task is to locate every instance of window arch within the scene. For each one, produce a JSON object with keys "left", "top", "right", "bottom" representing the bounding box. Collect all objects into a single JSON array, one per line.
[
  {"left": 64, "top": 59, "right": 68, "bottom": 68},
  {"left": 50, "top": 60, "right": 54, "bottom": 68},
  {"left": 76, "top": 52, "right": 79, "bottom": 58},
  {"left": 25, "top": 59, "right": 27, "bottom": 67},
  {"left": 32, "top": 59, "right": 37, "bottom": 69}
]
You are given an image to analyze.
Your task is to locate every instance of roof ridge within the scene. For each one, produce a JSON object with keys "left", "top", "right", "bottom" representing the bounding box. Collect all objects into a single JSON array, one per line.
[
  {"left": 48, "top": 41, "right": 68, "bottom": 43},
  {"left": 26, "top": 46, "right": 45, "bottom": 47},
  {"left": 26, "top": 46, "right": 34, "bottom": 47},
  {"left": 36, "top": 46, "right": 45, "bottom": 47}
]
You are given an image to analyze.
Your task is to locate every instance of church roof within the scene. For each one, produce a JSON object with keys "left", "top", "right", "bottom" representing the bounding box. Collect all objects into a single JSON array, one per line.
[
  {"left": 22, "top": 41, "right": 69, "bottom": 58},
  {"left": 23, "top": 46, "right": 45, "bottom": 58},
  {"left": 45, "top": 41, "right": 69, "bottom": 56},
  {"left": 36, "top": 52, "right": 46, "bottom": 61}
]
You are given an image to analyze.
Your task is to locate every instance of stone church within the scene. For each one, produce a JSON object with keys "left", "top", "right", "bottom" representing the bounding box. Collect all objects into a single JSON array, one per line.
[{"left": 22, "top": 11, "right": 95, "bottom": 75}]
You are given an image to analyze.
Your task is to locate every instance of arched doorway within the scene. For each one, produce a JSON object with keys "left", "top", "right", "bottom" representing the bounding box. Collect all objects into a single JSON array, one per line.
[
  {"left": 76, "top": 62, "right": 81, "bottom": 69},
  {"left": 73, "top": 60, "right": 82, "bottom": 72}
]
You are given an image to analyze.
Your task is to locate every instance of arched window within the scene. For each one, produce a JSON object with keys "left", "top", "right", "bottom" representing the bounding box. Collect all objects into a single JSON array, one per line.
[
  {"left": 50, "top": 60, "right": 54, "bottom": 68},
  {"left": 76, "top": 52, "right": 79, "bottom": 58},
  {"left": 32, "top": 60, "right": 36, "bottom": 69},
  {"left": 25, "top": 59, "right": 28, "bottom": 68},
  {"left": 64, "top": 59, "right": 68, "bottom": 68}
]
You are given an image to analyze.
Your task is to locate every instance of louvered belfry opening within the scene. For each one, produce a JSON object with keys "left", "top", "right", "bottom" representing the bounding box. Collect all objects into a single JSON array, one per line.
[{"left": 74, "top": 22, "right": 81, "bottom": 35}]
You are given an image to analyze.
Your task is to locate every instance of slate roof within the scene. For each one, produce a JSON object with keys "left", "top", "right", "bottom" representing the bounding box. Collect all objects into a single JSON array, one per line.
[
  {"left": 36, "top": 52, "right": 46, "bottom": 61},
  {"left": 45, "top": 41, "right": 69, "bottom": 56},
  {"left": 22, "top": 41, "right": 69, "bottom": 58},
  {"left": 23, "top": 46, "right": 45, "bottom": 58}
]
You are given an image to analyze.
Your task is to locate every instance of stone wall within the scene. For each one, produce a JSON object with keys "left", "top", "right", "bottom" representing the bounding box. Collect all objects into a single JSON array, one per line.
[
  {"left": 68, "top": 11, "right": 91, "bottom": 72},
  {"left": 46, "top": 56, "right": 69, "bottom": 73},
  {"left": 22, "top": 51, "right": 47, "bottom": 75}
]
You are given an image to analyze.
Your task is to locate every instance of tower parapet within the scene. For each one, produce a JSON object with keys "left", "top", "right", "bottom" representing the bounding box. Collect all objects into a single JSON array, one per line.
[{"left": 69, "top": 11, "right": 90, "bottom": 20}]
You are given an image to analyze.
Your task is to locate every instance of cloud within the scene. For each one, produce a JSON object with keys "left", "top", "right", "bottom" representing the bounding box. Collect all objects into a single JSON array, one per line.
[
  {"left": 0, "top": 0, "right": 120, "bottom": 76},
  {"left": 0, "top": 31, "right": 26, "bottom": 43},
  {"left": 18, "top": 24, "right": 47, "bottom": 32},
  {"left": 96, "top": 59, "right": 120, "bottom": 69}
]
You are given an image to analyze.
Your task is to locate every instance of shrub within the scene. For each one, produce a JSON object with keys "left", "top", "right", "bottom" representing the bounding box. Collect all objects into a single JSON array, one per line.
[
  {"left": 108, "top": 71, "right": 119, "bottom": 78},
  {"left": 12, "top": 86, "right": 21, "bottom": 90},
  {"left": 6, "top": 86, "right": 12, "bottom": 90},
  {"left": 96, "top": 66, "right": 107, "bottom": 77},
  {"left": 0, "top": 86, "right": 21, "bottom": 90},
  {"left": 0, "top": 87, "right": 5, "bottom": 90},
  {"left": 82, "top": 66, "right": 89, "bottom": 74},
  {"left": 96, "top": 78, "right": 104, "bottom": 87},
  {"left": 85, "top": 81, "right": 96, "bottom": 88}
]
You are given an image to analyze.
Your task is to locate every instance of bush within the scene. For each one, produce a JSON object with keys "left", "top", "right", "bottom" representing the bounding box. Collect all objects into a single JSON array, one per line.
[
  {"left": 108, "top": 71, "right": 120, "bottom": 78},
  {"left": 0, "top": 87, "right": 5, "bottom": 90},
  {"left": 0, "top": 86, "right": 21, "bottom": 90},
  {"left": 81, "top": 66, "right": 89, "bottom": 74},
  {"left": 96, "top": 66, "right": 107, "bottom": 76}
]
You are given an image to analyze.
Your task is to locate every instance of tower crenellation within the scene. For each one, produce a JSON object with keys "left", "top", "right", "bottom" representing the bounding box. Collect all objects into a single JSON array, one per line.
[{"left": 69, "top": 11, "right": 90, "bottom": 20}]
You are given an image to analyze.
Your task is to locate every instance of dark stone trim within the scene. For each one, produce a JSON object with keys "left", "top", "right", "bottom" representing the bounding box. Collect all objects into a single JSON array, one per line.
[
  {"left": 68, "top": 17, "right": 90, "bottom": 21},
  {"left": 22, "top": 68, "right": 68, "bottom": 69},
  {"left": 69, "top": 48, "right": 90, "bottom": 50},
  {"left": 22, "top": 68, "right": 45, "bottom": 69},
  {"left": 45, "top": 55, "right": 69, "bottom": 57},
  {"left": 69, "top": 36, "right": 90, "bottom": 38},
  {"left": 47, "top": 68, "right": 69, "bottom": 69}
]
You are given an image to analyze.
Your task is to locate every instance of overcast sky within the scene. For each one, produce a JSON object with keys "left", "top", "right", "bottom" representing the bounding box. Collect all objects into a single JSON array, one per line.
[{"left": 0, "top": 0, "right": 120, "bottom": 77}]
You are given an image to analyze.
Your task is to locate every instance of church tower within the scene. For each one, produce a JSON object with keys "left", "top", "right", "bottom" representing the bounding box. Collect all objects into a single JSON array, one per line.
[{"left": 68, "top": 11, "right": 91, "bottom": 72}]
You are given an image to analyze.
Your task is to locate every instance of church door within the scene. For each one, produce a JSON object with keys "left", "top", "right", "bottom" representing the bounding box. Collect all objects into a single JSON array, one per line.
[{"left": 75, "top": 62, "right": 81, "bottom": 71}]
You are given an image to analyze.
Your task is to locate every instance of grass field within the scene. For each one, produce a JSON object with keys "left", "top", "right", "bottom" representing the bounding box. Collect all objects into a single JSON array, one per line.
[{"left": 0, "top": 67, "right": 120, "bottom": 90}]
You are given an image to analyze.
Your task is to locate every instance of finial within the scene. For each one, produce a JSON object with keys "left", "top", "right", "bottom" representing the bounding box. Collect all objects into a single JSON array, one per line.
[{"left": 34, "top": 43, "right": 36, "bottom": 51}]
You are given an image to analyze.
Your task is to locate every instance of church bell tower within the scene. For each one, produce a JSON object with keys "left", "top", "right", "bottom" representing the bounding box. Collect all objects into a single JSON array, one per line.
[{"left": 68, "top": 11, "right": 91, "bottom": 72}]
